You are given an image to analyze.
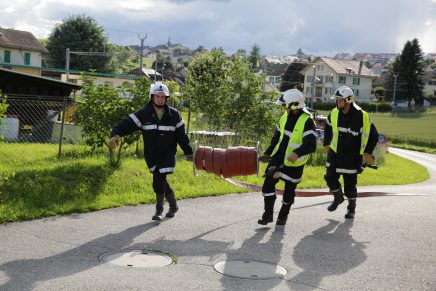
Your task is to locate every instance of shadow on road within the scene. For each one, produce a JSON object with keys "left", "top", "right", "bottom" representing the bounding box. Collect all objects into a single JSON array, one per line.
[
  {"left": 0, "top": 222, "right": 156, "bottom": 290},
  {"left": 289, "top": 219, "right": 367, "bottom": 290}
]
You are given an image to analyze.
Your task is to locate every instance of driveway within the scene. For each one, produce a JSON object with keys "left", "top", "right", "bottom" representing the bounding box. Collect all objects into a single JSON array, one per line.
[{"left": 0, "top": 148, "right": 435, "bottom": 290}]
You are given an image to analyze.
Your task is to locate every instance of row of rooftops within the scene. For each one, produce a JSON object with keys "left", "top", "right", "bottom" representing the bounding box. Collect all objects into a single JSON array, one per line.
[{"left": 1, "top": 27, "right": 434, "bottom": 85}]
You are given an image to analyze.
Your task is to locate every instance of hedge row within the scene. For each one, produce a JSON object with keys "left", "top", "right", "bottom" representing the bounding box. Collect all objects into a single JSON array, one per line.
[{"left": 312, "top": 102, "right": 393, "bottom": 113}]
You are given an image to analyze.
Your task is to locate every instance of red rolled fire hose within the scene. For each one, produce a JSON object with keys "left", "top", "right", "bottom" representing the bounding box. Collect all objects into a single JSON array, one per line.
[{"left": 194, "top": 145, "right": 259, "bottom": 178}]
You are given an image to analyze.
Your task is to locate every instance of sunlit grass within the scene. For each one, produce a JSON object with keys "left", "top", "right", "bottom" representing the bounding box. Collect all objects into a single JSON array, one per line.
[{"left": 0, "top": 143, "right": 429, "bottom": 223}]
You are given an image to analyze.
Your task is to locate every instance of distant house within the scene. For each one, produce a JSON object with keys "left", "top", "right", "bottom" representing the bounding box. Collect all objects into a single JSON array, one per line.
[
  {"left": 352, "top": 53, "right": 396, "bottom": 66},
  {"left": 263, "top": 63, "right": 288, "bottom": 88},
  {"left": 423, "top": 69, "right": 436, "bottom": 98},
  {"left": 0, "top": 28, "right": 48, "bottom": 76},
  {"left": 300, "top": 57, "right": 378, "bottom": 103},
  {"left": 128, "top": 67, "right": 161, "bottom": 81},
  {"left": 334, "top": 52, "right": 353, "bottom": 60}
]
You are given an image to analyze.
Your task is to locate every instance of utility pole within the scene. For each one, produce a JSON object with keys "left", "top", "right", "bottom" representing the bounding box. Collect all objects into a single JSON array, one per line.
[
  {"left": 392, "top": 73, "right": 399, "bottom": 113},
  {"left": 154, "top": 53, "right": 158, "bottom": 82},
  {"left": 311, "top": 64, "right": 316, "bottom": 108},
  {"left": 65, "top": 48, "right": 70, "bottom": 80},
  {"left": 138, "top": 34, "right": 147, "bottom": 69}
]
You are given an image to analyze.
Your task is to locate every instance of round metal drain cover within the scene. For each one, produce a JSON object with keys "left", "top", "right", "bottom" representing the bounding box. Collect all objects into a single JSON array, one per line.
[
  {"left": 100, "top": 250, "right": 173, "bottom": 268},
  {"left": 214, "top": 260, "right": 287, "bottom": 279}
]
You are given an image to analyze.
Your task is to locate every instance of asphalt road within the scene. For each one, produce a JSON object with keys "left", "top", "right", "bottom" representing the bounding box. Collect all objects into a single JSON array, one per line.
[{"left": 0, "top": 148, "right": 435, "bottom": 290}]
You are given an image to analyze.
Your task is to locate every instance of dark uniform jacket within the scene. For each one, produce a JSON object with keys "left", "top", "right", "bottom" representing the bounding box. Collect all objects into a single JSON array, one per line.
[
  {"left": 111, "top": 103, "right": 193, "bottom": 174},
  {"left": 323, "top": 103, "right": 378, "bottom": 173},
  {"left": 264, "top": 110, "right": 317, "bottom": 180}
]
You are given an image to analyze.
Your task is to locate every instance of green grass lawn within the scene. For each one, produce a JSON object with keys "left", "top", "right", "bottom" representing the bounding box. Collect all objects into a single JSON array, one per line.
[
  {"left": 370, "top": 110, "right": 436, "bottom": 139},
  {"left": 0, "top": 143, "right": 428, "bottom": 223},
  {"left": 317, "top": 110, "right": 436, "bottom": 139}
]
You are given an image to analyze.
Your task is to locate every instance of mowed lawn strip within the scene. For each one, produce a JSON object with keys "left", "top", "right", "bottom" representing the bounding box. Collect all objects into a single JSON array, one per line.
[{"left": 0, "top": 143, "right": 428, "bottom": 223}]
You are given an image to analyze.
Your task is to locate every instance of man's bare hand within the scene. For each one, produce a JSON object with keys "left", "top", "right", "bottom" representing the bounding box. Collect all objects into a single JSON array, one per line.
[
  {"left": 363, "top": 153, "right": 376, "bottom": 165},
  {"left": 288, "top": 152, "right": 299, "bottom": 163},
  {"left": 107, "top": 135, "right": 120, "bottom": 150}
]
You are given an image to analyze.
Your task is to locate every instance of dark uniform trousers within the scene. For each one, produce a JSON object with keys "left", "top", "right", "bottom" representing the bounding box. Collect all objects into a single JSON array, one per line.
[{"left": 324, "top": 167, "right": 358, "bottom": 199}]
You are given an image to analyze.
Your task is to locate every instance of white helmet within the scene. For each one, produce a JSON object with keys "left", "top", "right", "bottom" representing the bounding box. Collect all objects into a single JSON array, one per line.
[
  {"left": 149, "top": 82, "right": 170, "bottom": 99},
  {"left": 331, "top": 86, "right": 354, "bottom": 103},
  {"left": 276, "top": 89, "right": 306, "bottom": 110}
]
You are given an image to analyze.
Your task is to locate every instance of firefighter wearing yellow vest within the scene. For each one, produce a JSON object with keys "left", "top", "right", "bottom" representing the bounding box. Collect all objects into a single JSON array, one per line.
[
  {"left": 323, "top": 86, "right": 379, "bottom": 219},
  {"left": 258, "top": 89, "right": 317, "bottom": 225}
]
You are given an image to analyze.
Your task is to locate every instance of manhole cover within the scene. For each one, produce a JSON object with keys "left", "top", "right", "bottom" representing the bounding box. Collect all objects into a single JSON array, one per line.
[
  {"left": 214, "top": 260, "right": 287, "bottom": 279},
  {"left": 100, "top": 250, "right": 173, "bottom": 268}
]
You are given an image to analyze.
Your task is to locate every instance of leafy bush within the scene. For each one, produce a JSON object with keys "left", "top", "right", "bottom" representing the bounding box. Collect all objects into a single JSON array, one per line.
[
  {"left": 0, "top": 90, "right": 9, "bottom": 141},
  {"left": 389, "top": 135, "right": 436, "bottom": 148},
  {"left": 313, "top": 102, "right": 392, "bottom": 113},
  {"left": 75, "top": 74, "right": 151, "bottom": 165}
]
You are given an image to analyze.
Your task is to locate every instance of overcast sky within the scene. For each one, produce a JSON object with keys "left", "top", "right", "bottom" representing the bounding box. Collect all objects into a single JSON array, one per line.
[{"left": 1, "top": 0, "right": 435, "bottom": 56}]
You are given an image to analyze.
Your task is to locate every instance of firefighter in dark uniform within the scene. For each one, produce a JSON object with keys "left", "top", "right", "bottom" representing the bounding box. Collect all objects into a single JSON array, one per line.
[
  {"left": 258, "top": 89, "right": 317, "bottom": 226},
  {"left": 107, "top": 82, "right": 193, "bottom": 221},
  {"left": 323, "top": 86, "right": 379, "bottom": 219}
]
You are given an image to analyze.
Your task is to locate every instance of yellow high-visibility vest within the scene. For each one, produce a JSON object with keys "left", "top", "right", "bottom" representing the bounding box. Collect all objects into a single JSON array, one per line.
[
  {"left": 271, "top": 112, "right": 312, "bottom": 167},
  {"left": 330, "top": 107, "right": 370, "bottom": 155}
]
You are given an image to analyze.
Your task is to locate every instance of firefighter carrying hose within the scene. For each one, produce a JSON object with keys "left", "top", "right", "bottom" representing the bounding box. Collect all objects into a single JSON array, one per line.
[
  {"left": 258, "top": 89, "right": 317, "bottom": 226},
  {"left": 108, "top": 82, "right": 193, "bottom": 221},
  {"left": 323, "top": 86, "right": 379, "bottom": 219}
]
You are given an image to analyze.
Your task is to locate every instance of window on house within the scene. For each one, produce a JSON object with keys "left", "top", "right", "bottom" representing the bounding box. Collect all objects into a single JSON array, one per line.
[
  {"left": 339, "top": 76, "right": 346, "bottom": 84},
  {"left": 24, "top": 52, "right": 31, "bottom": 65},
  {"left": 325, "top": 88, "right": 328, "bottom": 94},
  {"left": 355, "top": 89, "right": 359, "bottom": 96},
  {"left": 325, "top": 75, "right": 333, "bottom": 83},
  {"left": 306, "top": 87, "right": 310, "bottom": 93},
  {"left": 307, "top": 75, "right": 311, "bottom": 82},
  {"left": 353, "top": 77, "right": 360, "bottom": 85},
  {"left": 4, "top": 50, "right": 11, "bottom": 63}
]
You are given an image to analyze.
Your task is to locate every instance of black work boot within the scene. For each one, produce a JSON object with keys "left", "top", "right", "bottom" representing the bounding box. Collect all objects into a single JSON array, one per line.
[
  {"left": 327, "top": 189, "right": 344, "bottom": 212},
  {"left": 165, "top": 191, "right": 178, "bottom": 218},
  {"left": 152, "top": 195, "right": 164, "bottom": 221},
  {"left": 258, "top": 196, "right": 276, "bottom": 225},
  {"left": 276, "top": 203, "right": 292, "bottom": 226},
  {"left": 345, "top": 199, "right": 356, "bottom": 219}
]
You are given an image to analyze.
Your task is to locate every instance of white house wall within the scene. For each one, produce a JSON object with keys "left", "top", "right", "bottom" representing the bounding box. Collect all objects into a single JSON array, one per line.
[
  {"left": 303, "top": 61, "right": 374, "bottom": 102},
  {"left": 0, "top": 48, "right": 41, "bottom": 67}
]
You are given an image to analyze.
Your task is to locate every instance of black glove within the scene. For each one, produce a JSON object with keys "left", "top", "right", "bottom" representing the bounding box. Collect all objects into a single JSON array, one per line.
[{"left": 259, "top": 154, "right": 271, "bottom": 163}]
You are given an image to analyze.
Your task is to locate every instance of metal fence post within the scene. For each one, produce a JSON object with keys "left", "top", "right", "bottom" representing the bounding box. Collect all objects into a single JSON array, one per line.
[{"left": 58, "top": 93, "right": 68, "bottom": 159}]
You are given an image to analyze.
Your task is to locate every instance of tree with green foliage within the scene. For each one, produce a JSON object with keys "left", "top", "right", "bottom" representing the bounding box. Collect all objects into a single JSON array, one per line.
[
  {"left": 106, "top": 44, "right": 139, "bottom": 73},
  {"left": 248, "top": 43, "right": 261, "bottom": 69},
  {"left": 184, "top": 49, "right": 276, "bottom": 144},
  {"left": 184, "top": 49, "right": 231, "bottom": 129},
  {"left": 387, "top": 38, "right": 425, "bottom": 108},
  {"left": 75, "top": 75, "right": 151, "bottom": 164},
  {"left": 46, "top": 14, "right": 115, "bottom": 72},
  {"left": 280, "top": 62, "right": 307, "bottom": 92},
  {"left": 296, "top": 48, "right": 306, "bottom": 59},
  {"left": 152, "top": 51, "right": 173, "bottom": 70}
]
